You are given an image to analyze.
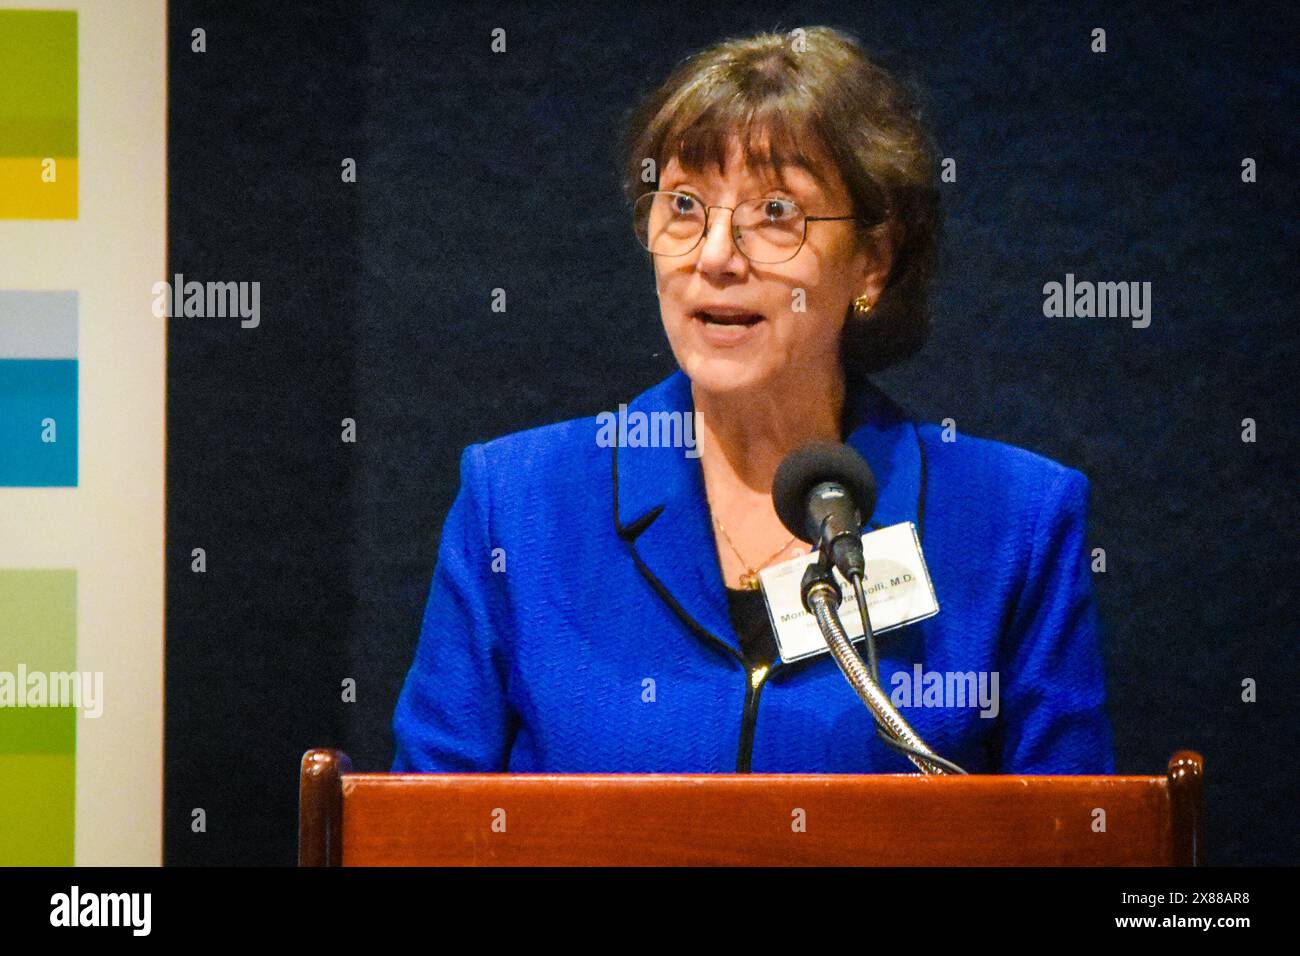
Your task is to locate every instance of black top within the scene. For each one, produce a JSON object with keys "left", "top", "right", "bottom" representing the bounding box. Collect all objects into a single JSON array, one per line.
[{"left": 725, "top": 586, "right": 780, "bottom": 670}]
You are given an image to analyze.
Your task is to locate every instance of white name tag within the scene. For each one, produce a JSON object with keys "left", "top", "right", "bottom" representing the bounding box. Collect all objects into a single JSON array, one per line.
[{"left": 757, "top": 521, "right": 939, "bottom": 664}]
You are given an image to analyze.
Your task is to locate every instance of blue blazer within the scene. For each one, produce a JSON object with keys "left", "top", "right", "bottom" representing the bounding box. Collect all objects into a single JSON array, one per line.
[{"left": 392, "top": 371, "right": 1115, "bottom": 774}]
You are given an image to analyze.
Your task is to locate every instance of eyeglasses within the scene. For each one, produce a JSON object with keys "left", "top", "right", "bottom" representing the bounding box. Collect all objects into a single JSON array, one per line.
[{"left": 632, "top": 190, "right": 881, "bottom": 265}]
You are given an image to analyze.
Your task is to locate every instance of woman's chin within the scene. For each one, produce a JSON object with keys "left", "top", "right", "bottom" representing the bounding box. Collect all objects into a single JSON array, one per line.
[{"left": 679, "top": 352, "right": 774, "bottom": 396}]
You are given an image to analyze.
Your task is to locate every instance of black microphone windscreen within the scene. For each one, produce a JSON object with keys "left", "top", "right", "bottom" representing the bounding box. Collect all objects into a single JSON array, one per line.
[{"left": 772, "top": 441, "right": 878, "bottom": 542}]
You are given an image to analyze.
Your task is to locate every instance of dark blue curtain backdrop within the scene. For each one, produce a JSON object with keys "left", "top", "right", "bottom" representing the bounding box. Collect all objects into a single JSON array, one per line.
[{"left": 165, "top": 0, "right": 1298, "bottom": 865}]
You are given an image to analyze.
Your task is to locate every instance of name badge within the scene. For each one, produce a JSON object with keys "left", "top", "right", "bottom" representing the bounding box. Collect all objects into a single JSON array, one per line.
[{"left": 757, "top": 522, "right": 939, "bottom": 664}]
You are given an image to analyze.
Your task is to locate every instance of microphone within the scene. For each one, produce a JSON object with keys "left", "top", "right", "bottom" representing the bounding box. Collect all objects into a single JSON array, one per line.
[{"left": 772, "top": 442, "right": 877, "bottom": 581}]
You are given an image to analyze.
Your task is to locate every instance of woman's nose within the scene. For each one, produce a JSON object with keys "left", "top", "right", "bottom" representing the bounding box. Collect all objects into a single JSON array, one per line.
[{"left": 696, "top": 207, "right": 746, "bottom": 273}]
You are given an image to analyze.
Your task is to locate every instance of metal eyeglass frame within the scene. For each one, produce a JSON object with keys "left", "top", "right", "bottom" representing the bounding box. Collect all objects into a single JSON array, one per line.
[{"left": 634, "top": 189, "right": 885, "bottom": 264}]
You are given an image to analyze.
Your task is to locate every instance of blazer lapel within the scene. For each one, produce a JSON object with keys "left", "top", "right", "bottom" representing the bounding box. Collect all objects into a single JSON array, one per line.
[
  {"left": 613, "top": 372, "right": 740, "bottom": 656},
  {"left": 612, "top": 370, "right": 924, "bottom": 660}
]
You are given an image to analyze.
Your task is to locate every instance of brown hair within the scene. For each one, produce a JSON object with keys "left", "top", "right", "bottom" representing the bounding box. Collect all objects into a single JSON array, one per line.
[{"left": 618, "top": 26, "right": 940, "bottom": 374}]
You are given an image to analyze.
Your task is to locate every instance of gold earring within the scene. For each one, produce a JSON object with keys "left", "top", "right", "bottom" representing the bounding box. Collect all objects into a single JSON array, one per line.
[{"left": 852, "top": 294, "right": 873, "bottom": 317}]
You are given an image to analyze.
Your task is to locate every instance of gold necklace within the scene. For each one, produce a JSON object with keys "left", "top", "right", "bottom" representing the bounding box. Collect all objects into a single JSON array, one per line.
[{"left": 712, "top": 514, "right": 798, "bottom": 591}]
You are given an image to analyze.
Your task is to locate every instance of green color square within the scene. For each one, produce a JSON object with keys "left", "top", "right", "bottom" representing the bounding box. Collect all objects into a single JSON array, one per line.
[
  {"left": 0, "top": 10, "right": 78, "bottom": 157},
  {"left": 0, "top": 706, "right": 76, "bottom": 754},
  {"left": 0, "top": 754, "right": 75, "bottom": 865},
  {"left": 0, "top": 570, "right": 77, "bottom": 862}
]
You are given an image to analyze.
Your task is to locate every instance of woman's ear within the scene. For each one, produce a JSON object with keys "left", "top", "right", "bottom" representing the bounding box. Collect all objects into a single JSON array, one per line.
[{"left": 856, "top": 221, "right": 903, "bottom": 302}]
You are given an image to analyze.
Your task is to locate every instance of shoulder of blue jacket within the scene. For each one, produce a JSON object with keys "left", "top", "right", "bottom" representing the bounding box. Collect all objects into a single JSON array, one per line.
[
  {"left": 915, "top": 420, "right": 1087, "bottom": 499},
  {"left": 466, "top": 375, "right": 682, "bottom": 494},
  {"left": 464, "top": 410, "right": 610, "bottom": 501},
  {"left": 912, "top": 421, "right": 1090, "bottom": 561}
]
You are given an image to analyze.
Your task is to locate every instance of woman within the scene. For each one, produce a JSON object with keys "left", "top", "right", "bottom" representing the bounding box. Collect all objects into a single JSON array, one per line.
[{"left": 391, "top": 26, "right": 1114, "bottom": 774}]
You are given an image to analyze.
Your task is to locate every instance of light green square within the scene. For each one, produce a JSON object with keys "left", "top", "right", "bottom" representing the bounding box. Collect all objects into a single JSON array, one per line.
[{"left": 0, "top": 569, "right": 76, "bottom": 671}]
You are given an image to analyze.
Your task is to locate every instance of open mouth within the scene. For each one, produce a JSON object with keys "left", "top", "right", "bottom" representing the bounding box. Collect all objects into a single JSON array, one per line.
[{"left": 692, "top": 309, "right": 765, "bottom": 327}]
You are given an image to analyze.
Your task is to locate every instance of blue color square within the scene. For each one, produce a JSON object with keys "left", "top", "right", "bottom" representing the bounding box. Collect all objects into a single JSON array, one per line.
[{"left": 0, "top": 358, "right": 78, "bottom": 486}]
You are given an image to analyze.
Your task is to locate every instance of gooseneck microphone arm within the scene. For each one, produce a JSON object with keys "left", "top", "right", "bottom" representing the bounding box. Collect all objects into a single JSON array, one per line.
[
  {"left": 800, "top": 561, "right": 963, "bottom": 775},
  {"left": 841, "top": 562, "right": 966, "bottom": 773}
]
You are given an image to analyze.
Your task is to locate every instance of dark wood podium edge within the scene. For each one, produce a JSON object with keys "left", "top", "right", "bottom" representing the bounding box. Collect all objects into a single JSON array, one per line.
[
  {"left": 1167, "top": 749, "right": 1205, "bottom": 866},
  {"left": 299, "top": 748, "right": 352, "bottom": 867},
  {"left": 297, "top": 748, "right": 1205, "bottom": 867}
]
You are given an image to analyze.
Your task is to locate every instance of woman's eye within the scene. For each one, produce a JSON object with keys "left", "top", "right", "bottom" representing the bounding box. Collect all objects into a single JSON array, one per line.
[{"left": 763, "top": 198, "right": 797, "bottom": 221}]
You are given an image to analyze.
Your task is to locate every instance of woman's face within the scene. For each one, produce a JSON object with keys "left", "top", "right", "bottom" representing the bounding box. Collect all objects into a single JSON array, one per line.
[{"left": 652, "top": 135, "right": 891, "bottom": 398}]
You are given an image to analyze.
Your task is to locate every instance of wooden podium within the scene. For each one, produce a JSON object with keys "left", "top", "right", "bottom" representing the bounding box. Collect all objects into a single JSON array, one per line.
[{"left": 299, "top": 749, "right": 1203, "bottom": 866}]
